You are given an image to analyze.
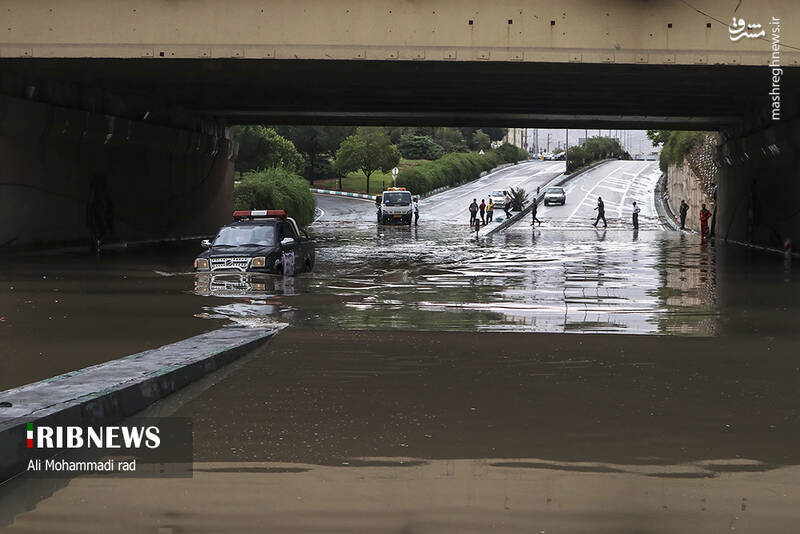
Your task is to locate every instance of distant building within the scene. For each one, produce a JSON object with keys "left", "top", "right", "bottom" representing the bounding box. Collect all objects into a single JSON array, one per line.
[{"left": 503, "top": 128, "right": 527, "bottom": 151}]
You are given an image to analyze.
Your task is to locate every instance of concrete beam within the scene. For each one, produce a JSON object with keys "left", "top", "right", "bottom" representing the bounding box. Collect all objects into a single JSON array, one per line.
[{"left": 1, "top": 0, "right": 797, "bottom": 66}]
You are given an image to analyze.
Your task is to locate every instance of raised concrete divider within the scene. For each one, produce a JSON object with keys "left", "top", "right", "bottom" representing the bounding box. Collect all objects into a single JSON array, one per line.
[
  {"left": 485, "top": 159, "right": 614, "bottom": 236},
  {"left": 0, "top": 327, "right": 277, "bottom": 481}
]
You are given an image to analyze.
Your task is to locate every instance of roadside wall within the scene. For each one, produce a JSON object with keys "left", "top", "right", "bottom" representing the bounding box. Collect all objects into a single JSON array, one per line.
[
  {"left": 0, "top": 94, "right": 234, "bottom": 249},
  {"left": 665, "top": 163, "right": 713, "bottom": 233}
]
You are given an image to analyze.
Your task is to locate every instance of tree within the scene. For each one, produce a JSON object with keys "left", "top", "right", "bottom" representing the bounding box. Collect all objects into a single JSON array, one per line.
[
  {"left": 646, "top": 130, "right": 672, "bottom": 147},
  {"left": 459, "top": 127, "right": 507, "bottom": 143},
  {"left": 272, "top": 125, "right": 355, "bottom": 183},
  {"left": 470, "top": 130, "right": 491, "bottom": 151},
  {"left": 433, "top": 127, "right": 468, "bottom": 153},
  {"left": 508, "top": 186, "right": 529, "bottom": 211},
  {"left": 233, "top": 126, "right": 305, "bottom": 175},
  {"left": 335, "top": 127, "right": 401, "bottom": 194},
  {"left": 398, "top": 135, "right": 445, "bottom": 160}
]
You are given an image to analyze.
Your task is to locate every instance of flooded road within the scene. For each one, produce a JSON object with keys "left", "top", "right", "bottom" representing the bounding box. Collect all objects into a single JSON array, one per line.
[{"left": 2, "top": 170, "right": 800, "bottom": 532}]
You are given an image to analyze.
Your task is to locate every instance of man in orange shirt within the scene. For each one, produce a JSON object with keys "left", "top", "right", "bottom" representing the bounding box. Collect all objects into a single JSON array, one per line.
[{"left": 699, "top": 203, "right": 712, "bottom": 238}]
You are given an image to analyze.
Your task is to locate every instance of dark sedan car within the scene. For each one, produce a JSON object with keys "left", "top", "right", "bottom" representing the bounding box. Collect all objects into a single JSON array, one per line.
[{"left": 194, "top": 210, "right": 315, "bottom": 276}]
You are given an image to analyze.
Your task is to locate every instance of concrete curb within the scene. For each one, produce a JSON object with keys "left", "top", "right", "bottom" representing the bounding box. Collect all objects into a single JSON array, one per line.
[
  {"left": 311, "top": 188, "right": 376, "bottom": 201},
  {"left": 654, "top": 172, "right": 684, "bottom": 232},
  {"left": 486, "top": 159, "right": 613, "bottom": 236},
  {"left": 0, "top": 327, "right": 277, "bottom": 482}
]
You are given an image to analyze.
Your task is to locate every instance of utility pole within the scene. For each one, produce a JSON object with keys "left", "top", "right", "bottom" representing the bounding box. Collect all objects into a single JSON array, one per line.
[
  {"left": 547, "top": 133, "right": 551, "bottom": 152},
  {"left": 565, "top": 128, "right": 569, "bottom": 171}
]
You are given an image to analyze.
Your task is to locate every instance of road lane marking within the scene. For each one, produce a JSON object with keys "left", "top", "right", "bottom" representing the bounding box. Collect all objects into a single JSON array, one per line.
[
  {"left": 617, "top": 162, "right": 652, "bottom": 217},
  {"left": 566, "top": 162, "right": 626, "bottom": 221}
]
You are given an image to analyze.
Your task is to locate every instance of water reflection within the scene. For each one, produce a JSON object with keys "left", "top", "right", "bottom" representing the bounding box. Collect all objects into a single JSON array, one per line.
[{"left": 195, "top": 225, "right": 730, "bottom": 336}]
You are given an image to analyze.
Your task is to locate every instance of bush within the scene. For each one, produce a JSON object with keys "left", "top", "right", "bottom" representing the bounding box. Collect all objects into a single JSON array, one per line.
[
  {"left": 659, "top": 131, "right": 706, "bottom": 172},
  {"left": 396, "top": 149, "right": 508, "bottom": 195},
  {"left": 565, "top": 136, "right": 625, "bottom": 173},
  {"left": 233, "top": 168, "right": 316, "bottom": 227},
  {"left": 233, "top": 126, "right": 305, "bottom": 175},
  {"left": 398, "top": 135, "right": 446, "bottom": 160},
  {"left": 495, "top": 143, "right": 529, "bottom": 163}
]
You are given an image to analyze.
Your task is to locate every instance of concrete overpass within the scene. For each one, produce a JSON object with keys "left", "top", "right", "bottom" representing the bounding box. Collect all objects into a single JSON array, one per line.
[{"left": 0, "top": 0, "right": 799, "bottom": 249}]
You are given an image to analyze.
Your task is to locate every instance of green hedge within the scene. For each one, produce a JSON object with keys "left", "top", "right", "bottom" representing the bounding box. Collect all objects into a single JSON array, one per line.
[
  {"left": 233, "top": 168, "right": 316, "bottom": 227},
  {"left": 659, "top": 131, "right": 706, "bottom": 172},
  {"left": 565, "top": 136, "right": 625, "bottom": 172},
  {"left": 396, "top": 146, "right": 526, "bottom": 195}
]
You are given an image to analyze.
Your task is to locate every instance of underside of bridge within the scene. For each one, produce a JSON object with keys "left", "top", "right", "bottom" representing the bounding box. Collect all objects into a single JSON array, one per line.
[
  {"left": 0, "top": 56, "right": 798, "bottom": 251},
  {"left": 1, "top": 58, "right": 794, "bottom": 130}
]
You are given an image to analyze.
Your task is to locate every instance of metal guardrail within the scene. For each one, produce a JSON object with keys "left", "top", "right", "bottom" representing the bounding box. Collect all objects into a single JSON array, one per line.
[{"left": 310, "top": 188, "right": 377, "bottom": 201}]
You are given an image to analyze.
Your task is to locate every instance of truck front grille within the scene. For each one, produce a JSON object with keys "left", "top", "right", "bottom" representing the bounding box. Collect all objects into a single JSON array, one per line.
[{"left": 210, "top": 257, "right": 251, "bottom": 272}]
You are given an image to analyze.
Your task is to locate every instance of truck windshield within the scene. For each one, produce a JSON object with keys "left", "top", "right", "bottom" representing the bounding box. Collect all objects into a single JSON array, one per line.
[
  {"left": 383, "top": 192, "right": 412, "bottom": 206},
  {"left": 213, "top": 225, "right": 275, "bottom": 247}
]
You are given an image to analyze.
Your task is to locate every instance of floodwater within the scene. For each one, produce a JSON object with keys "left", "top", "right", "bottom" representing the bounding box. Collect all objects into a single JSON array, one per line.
[{"left": 2, "top": 199, "right": 800, "bottom": 532}]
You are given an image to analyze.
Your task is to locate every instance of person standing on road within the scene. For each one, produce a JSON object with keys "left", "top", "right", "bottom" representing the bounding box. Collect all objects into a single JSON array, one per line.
[
  {"left": 413, "top": 197, "right": 420, "bottom": 226},
  {"left": 531, "top": 197, "right": 541, "bottom": 226},
  {"left": 632, "top": 201, "right": 640, "bottom": 230},
  {"left": 486, "top": 199, "right": 494, "bottom": 223},
  {"left": 679, "top": 200, "right": 689, "bottom": 229},
  {"left": 469, "top": 199, "right": 479, "bottom": 226},
  {"left": 479, "top": 199, "right": 486, "bottom": 225},
  {"left": 592, "top": 196, "right": 607, "bottom": 228},
  {"left": 503, "top": 191, "right": 512, "bottom": 219},
  {"left": 699, "top": 203, "right": 712, "bottom": 238}
]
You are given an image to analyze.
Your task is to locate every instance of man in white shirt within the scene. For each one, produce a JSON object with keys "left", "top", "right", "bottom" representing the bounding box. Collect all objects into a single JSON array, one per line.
[
  {"left": 632, "top": 201, "right": 641, "bottom": 230},
  {"left": 413, "top": 198, "right": 420, "bottom": 226}
]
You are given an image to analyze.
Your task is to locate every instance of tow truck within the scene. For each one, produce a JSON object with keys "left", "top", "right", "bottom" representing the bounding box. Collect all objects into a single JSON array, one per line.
[
  {"left": 193, "top": 210, "right": 315, "bottom": 275},
  {"left": 376, "top": 187, "right": 413, "bottom": 225}
]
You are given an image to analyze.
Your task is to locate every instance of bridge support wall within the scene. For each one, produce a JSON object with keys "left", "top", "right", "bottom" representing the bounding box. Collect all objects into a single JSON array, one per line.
[
  {"left": 0, "top": 94, "right": 233, "bottom": 249},
  {"left": 717, "top": 117, "right": 800, "bottom": 251}
]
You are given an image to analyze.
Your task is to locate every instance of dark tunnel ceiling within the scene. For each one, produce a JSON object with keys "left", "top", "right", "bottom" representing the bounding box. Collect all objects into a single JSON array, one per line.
[{"left": 1, "top": 59, "right": 795, "bottom": 129}]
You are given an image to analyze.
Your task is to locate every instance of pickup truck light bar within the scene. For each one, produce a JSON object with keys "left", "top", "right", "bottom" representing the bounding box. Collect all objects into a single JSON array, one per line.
[{"left": 233, "top": 210, "right": 287, "bottom": 220}]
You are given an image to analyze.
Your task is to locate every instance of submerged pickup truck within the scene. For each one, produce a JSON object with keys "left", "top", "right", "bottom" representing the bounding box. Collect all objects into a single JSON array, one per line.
[{"left": 193, "top": 210, "right": 315, "bottom": 276}]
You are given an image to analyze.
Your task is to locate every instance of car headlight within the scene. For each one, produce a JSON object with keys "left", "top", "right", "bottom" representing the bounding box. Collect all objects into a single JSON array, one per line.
[
  {"left": 194, "top": 258, "right": 209, "bottom": 271},
  {"left": 251, "top": 256, "right": 266, "bottom": 268}
]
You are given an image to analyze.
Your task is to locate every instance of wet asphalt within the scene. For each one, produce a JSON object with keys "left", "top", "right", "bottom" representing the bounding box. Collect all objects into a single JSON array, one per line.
[{"left": 1, "top": 160, "right": 799, "bottom": 532}]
